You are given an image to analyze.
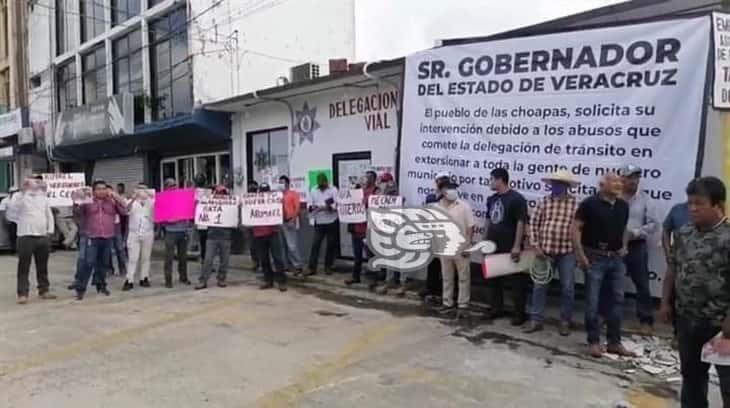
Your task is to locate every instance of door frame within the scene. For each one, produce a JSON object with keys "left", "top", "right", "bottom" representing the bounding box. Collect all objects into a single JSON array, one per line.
[
  {"left": 332, "top": 151, "right": 372, "bottom": 260},
  {"left": 331, "top": 151, "right": 372, "bottom": 189}
]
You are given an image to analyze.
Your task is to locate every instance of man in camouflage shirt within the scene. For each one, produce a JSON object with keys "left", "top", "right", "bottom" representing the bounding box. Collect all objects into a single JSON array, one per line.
[{"left": 663, "top": 177, "right": 730, "bottom": 408}]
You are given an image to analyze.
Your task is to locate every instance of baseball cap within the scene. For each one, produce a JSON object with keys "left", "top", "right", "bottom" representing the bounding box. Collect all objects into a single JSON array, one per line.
[
  {"left": 619, "top": 165, "right": 642, "bottom": 177},
  {"left": 435, "top": 171, "right": 451, "bottom": 181}
]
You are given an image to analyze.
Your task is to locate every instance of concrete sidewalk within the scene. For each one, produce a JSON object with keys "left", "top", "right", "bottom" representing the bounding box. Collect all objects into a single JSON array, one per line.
[{"left": 0, "top": 249, "right": 713, "bottom": 407}]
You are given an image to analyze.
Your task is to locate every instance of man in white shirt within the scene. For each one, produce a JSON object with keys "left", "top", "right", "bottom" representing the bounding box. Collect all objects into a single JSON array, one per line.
[
  {"left": 305, "top": 173, "right": 339, "bottom": 276},
  {"left": 9, "top": 176, "right": 57, "bottom": 304},
  {"left": 436, "top": 181, "right": 475, "bottom": 319},
  {"left": 123, "top": 184, "right": 155, "bottom": 291}
]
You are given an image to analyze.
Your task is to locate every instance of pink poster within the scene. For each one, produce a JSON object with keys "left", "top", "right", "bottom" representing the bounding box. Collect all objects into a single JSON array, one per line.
[{"left": 154, "top": 188, "right": 196, "bottom": 223}]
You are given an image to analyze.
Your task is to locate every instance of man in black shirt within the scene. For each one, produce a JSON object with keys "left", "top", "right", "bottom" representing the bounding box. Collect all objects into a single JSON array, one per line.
[
  {"left": 574, "top": 173, "right": 636, "bottom": 358},
  {"left": 483, "top": 168, "right": 530, "bottom": 325}
]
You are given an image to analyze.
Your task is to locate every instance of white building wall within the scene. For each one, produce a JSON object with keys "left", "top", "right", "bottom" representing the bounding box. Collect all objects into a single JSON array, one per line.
[
  {"left": 190, "top": 0, "right": 356, "bottom": 104},
  {"left": 231, "top": 71, "right": 401, "bottom": 193}
]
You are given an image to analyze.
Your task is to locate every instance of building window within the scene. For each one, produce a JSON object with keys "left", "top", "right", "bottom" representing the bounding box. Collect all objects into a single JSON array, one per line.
[
  {"left": 56, "top": 60, "right": 77, "bottom": 111},
  {"left": 113, "top": 29, "right": 144, "bottom": 123},
  {"left": 160, "top": 152, "right": 231, "bottom": 189},
  {"left": 80, "top": 0, "right": 106, "bottom": 43},
  {"left": 111, "top": 0, "right": 141, "bottom": 25},
  {"left": 148, "top": 0, "right": 164, "bottom": 8},
  {"left": 0, "top": 69, "right": 9, "bottom": 113},
  {"left": 0, "top": 160, "right": 14, "bottom": 193},
  {"left": 82, "top": 46, "right": 107, "bottom": 104},
  {"left": 247, "top": 128, "right": 289, "bottom": 184},
  {"left": 55, "top": 0, "right": 70, "bottom": 56},
  {"left": 149, "top": 7, "right": 192, "bottom": 120}
]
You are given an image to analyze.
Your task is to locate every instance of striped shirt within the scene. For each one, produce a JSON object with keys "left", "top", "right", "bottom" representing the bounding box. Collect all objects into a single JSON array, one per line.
[{"left": 529, "top": 194, "right": 578, "bottom": 255}]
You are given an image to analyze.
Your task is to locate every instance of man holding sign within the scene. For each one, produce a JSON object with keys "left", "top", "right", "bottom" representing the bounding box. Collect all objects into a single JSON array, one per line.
[
  {"left": 195, "top": 185, "right": 239, "bottom": 289},
  {"left": 306, "top": 173, "right": 338, "bottom": 276},
  {"left": 9, "top": 176, "right": 56, "bottom": 304},
  {"left": 72, "top": 180, "right": 127, "bottom": 299},
  {"left": 159, "top": 178, "right": 194, "bottom": 288},
  {"left": 344, "top": 170, "right": 379, "bottom": 288},
  {"left": 122, "top": 184, "right": 155, "bottom": 291},
  {"left": 245, "top": 183, "right": 287, "bottom": 291}
]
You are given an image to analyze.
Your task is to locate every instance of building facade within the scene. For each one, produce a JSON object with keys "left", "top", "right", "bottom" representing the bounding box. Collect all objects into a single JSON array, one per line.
[
  {"left": 0, "top": 0, "right": 38, "bottom": 193},
  {"left": 27, "top": 0, "right": 356, "bottom": 189}
]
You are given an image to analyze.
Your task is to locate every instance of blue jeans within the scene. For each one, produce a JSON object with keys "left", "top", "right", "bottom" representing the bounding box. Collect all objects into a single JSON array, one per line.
[
  {"left": 199, "top": 239, "right": 231, "bottom": 284},
  {"left": 584, "top": 254, "right": 626, "bottom": 345},
  {"left": 625, "top": 240, "right": 654, "bottom": 325},
  {"left": 111, "top": 232, "right": 127, "bottom": 274},
  {"left": 77, "top": 238, "right": 113, "bottom": 292},
  {"left": 75, "top": 235, "right": 87, "bottom": 284},
  {"left": 529, "top": 253, "right": 576, "bottom": 323}
]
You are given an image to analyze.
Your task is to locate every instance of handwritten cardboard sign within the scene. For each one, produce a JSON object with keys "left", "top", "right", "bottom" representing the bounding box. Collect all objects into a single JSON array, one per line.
[
  {"left": 337, "top": 189, "right": 366, "bottom": 223},
  {"left": 154, "top": 188, "right": 195, "bottom": 223},
  {"left": 43, "top": 173, "right": 86, "bottom": 207},
  {"left": 368, "top": 195, "right": 403, "bottom": 209},
  {"left": 195, "top": 195, "right": 239, "bottom": 228},
  {"left": 290, "top": 176, "right": 308, "bottom": 202},
  {"left": 240, "top": 192, "right": 283, "bottom": 226}
]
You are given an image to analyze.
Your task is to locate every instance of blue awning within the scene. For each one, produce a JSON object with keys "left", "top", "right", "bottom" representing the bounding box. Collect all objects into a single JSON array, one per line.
[{"left": 53, "top": 109, "right": 230, "bottom": 161}]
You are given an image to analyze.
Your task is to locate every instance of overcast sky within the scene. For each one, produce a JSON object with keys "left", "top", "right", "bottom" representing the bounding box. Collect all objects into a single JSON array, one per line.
[{"left": 355, "top": 0, "right": 626, "bottom": 61}]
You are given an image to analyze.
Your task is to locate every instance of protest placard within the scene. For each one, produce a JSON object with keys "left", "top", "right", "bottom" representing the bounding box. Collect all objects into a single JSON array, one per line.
[
  {"left": 43, "top": 173, "right": 86, "bottom": 207},
  {"left": 368, "top": 194, "right": 403, "bottom": 209},
  {"left": 154, "top": 188, "right": 195, "bottom": 223},
  {"left": 337, "top": 189, "right": 366, "bottom": 223},
  {"left": 240, "top": 192, "right": 283, "bottom": 226},
  {"left": 195, "top": 188, "right": 210, "bottom": 201},
  {"left": 290, "top": 176, "right": 308, "bottom": 202},
  {"left": 71, "top": 187, "right": 93, "bottom": 205},
  {"left": 195, "top": 195, "right": 239, "bottom": 228}
]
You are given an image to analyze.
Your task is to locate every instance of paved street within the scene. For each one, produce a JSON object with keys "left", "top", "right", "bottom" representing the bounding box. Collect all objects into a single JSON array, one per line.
[{"left": 0, "top": 250, "right": 711, "bottom": 407}]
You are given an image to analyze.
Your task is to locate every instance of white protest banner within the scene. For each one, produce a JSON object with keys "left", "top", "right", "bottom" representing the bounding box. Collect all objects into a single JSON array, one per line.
[
  {"left": 337, "top": 189, "right": 366, "bottom": 223},
  {"left": 71, "top": 187, "right": 93, "bottom": 205},
  {"left": 400, "top": 17, "right": 710, "bottom": 296},
  {"left": 195, "top": 195, "right": 239, "bottom": 228},
  {"left": 240, "top": 192, "right": 283, "bottom": 226},
  {"left": 43, "top": 173, "right": 86, "bottom": 207},
  {"left": 368, "top": 195, "right": 403, "bottom": 209},
  {"left": 290, "top": 176, "right": 308, "bottom": 202},
  {"left": 713, "top": 13, "right": 730, "bottom": 108}
]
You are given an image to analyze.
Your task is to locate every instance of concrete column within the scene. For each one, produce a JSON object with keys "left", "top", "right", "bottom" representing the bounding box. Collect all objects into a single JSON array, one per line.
[{"left": 141, "top": 18, "right": 152, "bottom": 123}]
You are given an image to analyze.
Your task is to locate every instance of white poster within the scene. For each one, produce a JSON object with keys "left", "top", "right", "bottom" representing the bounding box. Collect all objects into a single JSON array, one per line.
[
  {"left": 337, "top": 189, "right": 366, "bottom": 223},
  {"left": 195, "top": 196, "right": 240, "bottom": 228},
  {"left": 240, "top": 192, "right": 283, "bottom": 226},
  {"left": 43, "top": 173, "right": 86, "bottom": 207},
  {"left": 368, "top": 195, "right": 403, "bottom": 209},
  {"left": 290, "top": 176, "right": 308, "bottom": 202},
  {"left": 713, "top": 13, "right": 730, "bottom": 108},
  {"left": 400, "top": 18, "right": 710, "bottom": 295}
]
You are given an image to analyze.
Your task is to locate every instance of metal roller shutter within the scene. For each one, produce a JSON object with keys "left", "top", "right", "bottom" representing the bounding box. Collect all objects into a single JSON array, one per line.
[{"left": 92, "top": 156, "right": 145, "bottom": 190}]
